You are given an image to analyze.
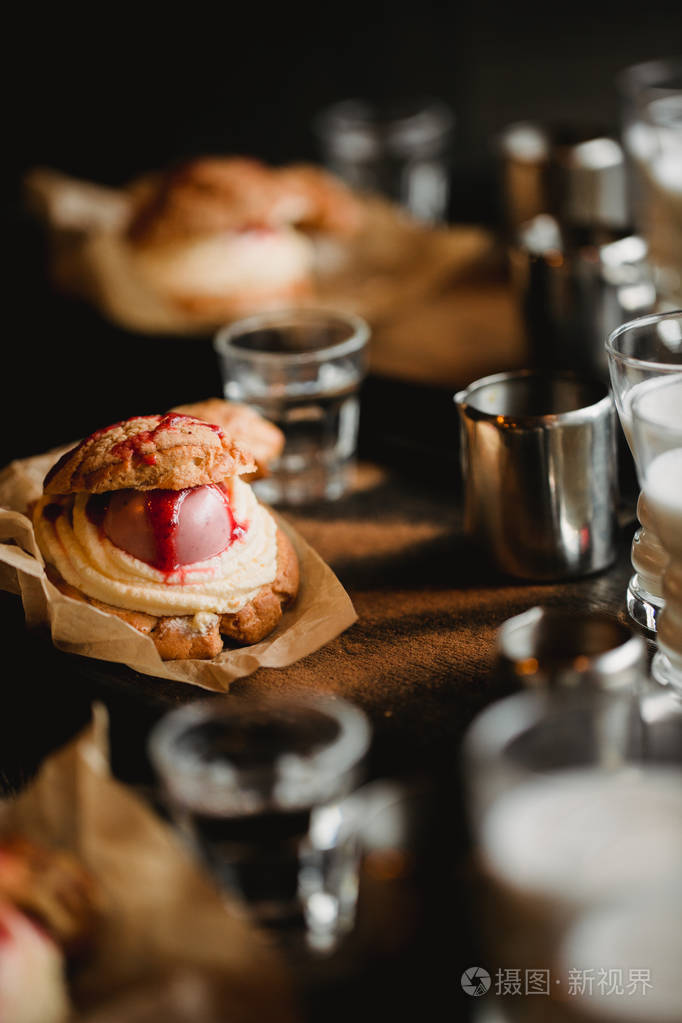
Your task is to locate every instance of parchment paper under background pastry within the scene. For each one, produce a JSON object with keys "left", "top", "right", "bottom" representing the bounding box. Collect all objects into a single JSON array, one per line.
[
  {"left": 0, "top": 707, "right": 299, "bottom": 1022},
  {"left": 25, "top": 169, "right": 528, "bottom": 390},
  {"left": 0, "top": 448, "right": 357, "bottom": 690}
]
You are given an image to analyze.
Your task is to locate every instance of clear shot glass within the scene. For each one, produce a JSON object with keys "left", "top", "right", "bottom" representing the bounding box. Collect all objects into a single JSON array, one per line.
[
  {"left": 214, "top": 308, "right": 370, "bottom": 506},
  {"left": 606, "top": 309, "right": 682, "bottom": 632},
  {"left": 149, "top": 693, "right": 371, "bottom": 951},
  {"left": 314, "top": 97, "right": 454, "bottom": 223}
]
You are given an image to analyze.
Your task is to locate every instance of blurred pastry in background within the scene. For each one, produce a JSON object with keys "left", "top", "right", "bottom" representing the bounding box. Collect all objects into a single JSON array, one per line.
[
  {"left": 24, "top": 158, "right": 365, "bottom": 328},
  {"left": 125, "top": 157, "right": 364, "bottom": 315},
  {"left": 0, "top": 835, "right": 101, "bottom": 1023},
  {"left": 169, "top": 398, "right": 284, "bottom": 481},
  {"left": 0, "top": 899, "right": 71, "bottom": 1023},
  {"left": 0, "top": 836, "right": 100, "bottom": 954},
  {"left": 24, "top": 157, "right": 518, "bottom": 384}
]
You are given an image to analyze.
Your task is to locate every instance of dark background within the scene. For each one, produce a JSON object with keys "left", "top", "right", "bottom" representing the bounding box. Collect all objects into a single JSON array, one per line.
[
  {"left": 6, "top": 3, "right": 682, "bottom": 215},
  {"left": 4, "top": 1, "right": 681, "bottom": 467}
]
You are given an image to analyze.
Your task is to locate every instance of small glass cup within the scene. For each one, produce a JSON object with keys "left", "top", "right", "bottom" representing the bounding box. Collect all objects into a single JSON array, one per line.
[
  {"left": 148, "top": 693, "right": 371, "bottom": 950},
  {"left": 620, "top": 58, "right": 682, "bottom": 307},
  {"left": 314, "top": 97, "right": 454, "bottom": 223},
  {"left": 606, "top": 310, "right": 682, "bottom": 631},
  {"left": 214, "top": 308, "right": 370, "bottom": 506},
  {"left": 496, "top": 606, "right": 647, "bottom": 695},
  {"left": 631, "top": 373, "right": 682, "bottom": 692}
]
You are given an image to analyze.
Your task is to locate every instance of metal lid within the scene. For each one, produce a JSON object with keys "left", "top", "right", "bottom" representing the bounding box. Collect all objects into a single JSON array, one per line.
[
  {"left": 558, "top": 136, "right": 629, "bottom": 229},
  {"left": 498, "top": 121, "right": 629, "bottom": 230},
  {"left": 517, "top": 213, "right": 564, "bottom": 255},
  {"left": 498, "top": 121, "right": 551, "bottom": 164}
]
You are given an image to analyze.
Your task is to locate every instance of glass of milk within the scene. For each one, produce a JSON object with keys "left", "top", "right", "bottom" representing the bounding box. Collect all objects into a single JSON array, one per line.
[
  {"left": 631, "top": 373, "right": 682, "bottom": 692},
  {"left": 606, "top": 310, "right": 682, "bottom": 632},
  {"left": 559, "top": 886, "right": 682, "bottom": 1021},
  {"left": 462, "top": 687, "right": 682, "bottom": 1021},
  {"left": 620, "top": 58, "right": 682, "bottom": 308}
]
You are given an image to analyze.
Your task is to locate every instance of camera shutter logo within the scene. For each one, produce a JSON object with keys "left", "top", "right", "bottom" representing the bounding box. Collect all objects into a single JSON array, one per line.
[{"left": 461, "top": 967, "right": 491, "bottom": 997}]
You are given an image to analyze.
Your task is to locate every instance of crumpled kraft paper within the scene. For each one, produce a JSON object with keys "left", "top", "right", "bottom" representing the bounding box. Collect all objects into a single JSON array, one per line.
[
  {"left": 0, "top": 448, "right": 357, "bottom": 690},
  {"left": 0, "top": 707, "right": 299, "bottom": 1022}
]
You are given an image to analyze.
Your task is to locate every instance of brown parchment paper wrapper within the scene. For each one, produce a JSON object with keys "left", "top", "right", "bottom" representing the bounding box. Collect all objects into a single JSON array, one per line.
[
  {"left": 0, "top": 707, "right": 299, "bottom": 1022},
  {"left": 25, "top": 169, "right": 527, "bottom": 389},
  {"left": 0, "top": 448, "right": 357, "bottom": 690}
]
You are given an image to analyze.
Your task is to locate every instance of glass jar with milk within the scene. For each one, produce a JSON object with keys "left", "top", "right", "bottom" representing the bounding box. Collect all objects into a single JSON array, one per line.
[
  {"left": 462, "top": 615, "right": 682, "bottom": 1021},
  {"left": 606, "top": 310, "right": 682, "bottom": 632},
  {"left": 620, "top": 58, "right": 682, "bottom": 308},
  {"left": 631, "top": 372, "right": 682, "bottom": 692}
]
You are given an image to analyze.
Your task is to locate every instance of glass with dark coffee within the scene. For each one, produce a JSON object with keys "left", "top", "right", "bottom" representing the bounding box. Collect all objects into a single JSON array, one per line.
[{"left": 149, "top": 694, "right": 371, "bottom": 950}]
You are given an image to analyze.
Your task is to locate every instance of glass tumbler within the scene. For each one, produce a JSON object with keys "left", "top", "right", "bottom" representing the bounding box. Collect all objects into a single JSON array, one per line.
[
  {"left": 314, "top": 98, "right": 454, "bottom": 223},
  {"left": 214, "top": 308, "right": 370, "bottom": 506},
  {"left": 631, "top": 373, "right": 682, "bottom": 693},
  {"left": 149, "top": 693, "right": 371, "bottom": 950},
  {"left": 620, "top": 58, "right": 682, "bottom": 307},
  {"left": 559, "top": 688, "right": 682, "bottom": 1021},
  {"left": 462, "top": 686, "right": 682, "bottom": 1023},
  {"left": 606, "top": 309, "right": 682, "bottom": 631}
]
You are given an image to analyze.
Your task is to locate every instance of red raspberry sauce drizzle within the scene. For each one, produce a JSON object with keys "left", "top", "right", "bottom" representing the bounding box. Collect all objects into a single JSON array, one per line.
[
  {"left": 147, "top": 488, "right": 190, "bottom": 570},
  {"left": 87, "top": 483, "right": 246, "bottom": 575}
]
